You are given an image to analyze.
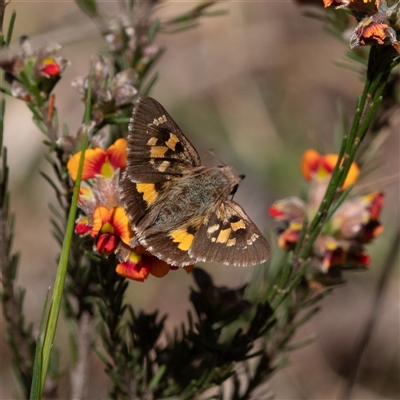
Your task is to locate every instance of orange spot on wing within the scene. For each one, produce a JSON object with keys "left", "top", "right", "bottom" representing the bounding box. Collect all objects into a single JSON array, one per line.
[
  {"left": 171, "top": 229, "right": 194, "bottom": 251},
  {"left": 150, "top": 146, "right": 168, "bottom": 158},
  {"left": 136, "top": 183, "right": 158, "bottom": 206}
]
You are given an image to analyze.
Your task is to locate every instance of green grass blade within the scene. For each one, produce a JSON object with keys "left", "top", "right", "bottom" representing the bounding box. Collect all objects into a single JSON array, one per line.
[
  {"left": 30, "top": 289, "right": 50, "bottom": 399},
  {"left": 39, "top": 132, "right": 88, "bottom": 391},
  {"left": 6, "top": 10, "right": 17, "bottom": 46},
  {"left": 0, "top": 98, "right": 5, "bottom": 150}
]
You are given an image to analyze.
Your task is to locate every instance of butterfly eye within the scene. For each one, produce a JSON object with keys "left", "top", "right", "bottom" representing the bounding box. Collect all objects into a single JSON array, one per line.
[
  {"left": 239, "top": 174, "right": 245, "bottom": 181},
  {"left": 230, "top": 184, "right": 239, "bottom": 196}
]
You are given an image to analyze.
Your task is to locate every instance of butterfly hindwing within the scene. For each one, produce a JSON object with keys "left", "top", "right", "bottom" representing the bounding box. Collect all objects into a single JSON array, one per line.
[
  {"left": 190, "top": 200, "right": 270, "bottom": 266},
  {"left": 126, "top": 97, "right": 201, "bottom": 182},
  {"left": 136, "top": 219, "right": 203, "bottom": 266}
]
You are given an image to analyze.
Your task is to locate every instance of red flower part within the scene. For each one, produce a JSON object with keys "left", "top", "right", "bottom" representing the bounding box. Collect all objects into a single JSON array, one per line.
[
  {"left": 268, "top": 198, "right": 307, "bottom": 222},
  {"left": 268, "top": 206, "right": 285, "bottom": 219},
  {"left": 96, "top": 233, "right": 119, "bottom": 253},
  {"left": 116, "top": 252, "right": 151, "bottom": 282},
  {"left": 91, "top": 206, "right": 133, "bottom": 255},
  {"left": 91, "top": 206, "right": 132, "bottom": 245},
  {"left": 330, "top": 191, "right": 384, "bottom": 240},
  {"left": 75, "top": 216, "right": 92, "bottom": 235},
  {"left": 40, "top": 57, "right": 61, "bottom": 78},
  {"left": 278, "top": 221, "right": 303, "bottom": 249},
  {"left": 352, "top": 252, "right": 371, "bottom": 266},
  {"left": 367, "top": 191, "right": 384, "bottom": 220},
  {"left": 360, "top": 220, "right": 384, "bottom": 243},
  {"left": 321, "top": 246, "right": 345, "bottom": 272},
  {"left": 342, "top": 245, "right": 371, "bottom": 268},
  {"left": 115, "top": 245, "right": 186, "bottom": 282}
]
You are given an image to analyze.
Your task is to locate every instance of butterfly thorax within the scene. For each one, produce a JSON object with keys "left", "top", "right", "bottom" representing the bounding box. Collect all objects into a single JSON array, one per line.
[{"left": 146, "top": 166, "right": 240, "bottom": 229}]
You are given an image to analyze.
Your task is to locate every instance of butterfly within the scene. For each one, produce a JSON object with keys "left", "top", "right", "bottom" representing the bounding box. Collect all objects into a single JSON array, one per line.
[{"left": 120, "top": 97, "right": 270, "bottom": 267}]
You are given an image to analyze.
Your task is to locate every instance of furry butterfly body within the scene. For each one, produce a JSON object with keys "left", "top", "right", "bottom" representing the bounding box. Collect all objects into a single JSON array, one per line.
[{"left": 120, "top": 97, "right": 270, "bottom": 267}]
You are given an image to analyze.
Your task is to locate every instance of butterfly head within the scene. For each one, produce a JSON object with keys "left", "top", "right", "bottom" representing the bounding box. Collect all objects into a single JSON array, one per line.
[{"left": 217, "top": 165, "right": 244, "bottom": 196}]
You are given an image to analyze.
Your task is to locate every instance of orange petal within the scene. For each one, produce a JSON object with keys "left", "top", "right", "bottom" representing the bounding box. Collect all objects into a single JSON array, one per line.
[
  {"left": 147, "top": 256, "right": 170, "bottom": 278},
  {"left": 91, "top": 206, "right": 112, "bottom": 237},
  {"left": 109, "top": 207, "right": 133, "bottom": 245},
  {"left": 301, "top": 150, "right": 359, "bottom": 188},
  {"left": 359, "top": 21, "right": 388, "bottom": 45},
  {"left": 343, "top": 160, "right": 360, "bottom": 189},
  {"left": 116, "top": 252, "right": 150, "bottom": 281},
  {"left": 107, "top": 138, "right": 127, "bottom": 171},
  {"left": 323, "top": 154, "right": 359, "bottom": 188},
  {"left": 67, "top": 148, "right": 107, "bottom": 181},
  {"left": 301, "top": 149, "right": 321, "bottom": 180}
]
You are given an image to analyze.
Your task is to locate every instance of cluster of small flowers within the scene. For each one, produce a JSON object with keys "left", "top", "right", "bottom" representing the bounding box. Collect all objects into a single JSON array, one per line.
[
  {"left": 0, "top": 36, "right": 68, "bottom": 102},
  {"left": 72, "top": 56, "right": 139, "bottom": 124},
  {"left": 269, "top": 150, "right": 384, "bottom": 287},
  {"left": 325, "top": 0, "right": 400, "bottom": 53},
  {"left": 67, "top": 139, "right": 192, "bottom": 281}
]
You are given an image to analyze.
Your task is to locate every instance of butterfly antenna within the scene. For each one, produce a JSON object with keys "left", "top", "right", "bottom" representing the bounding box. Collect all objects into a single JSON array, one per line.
[{"left": 203, "top": 149, "right": 226, "bottom": 166}]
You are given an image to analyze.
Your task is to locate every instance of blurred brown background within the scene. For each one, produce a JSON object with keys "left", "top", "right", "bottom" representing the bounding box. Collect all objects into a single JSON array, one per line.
[{"left": 1, "top": 0, "right": 399, "bottom": 399}]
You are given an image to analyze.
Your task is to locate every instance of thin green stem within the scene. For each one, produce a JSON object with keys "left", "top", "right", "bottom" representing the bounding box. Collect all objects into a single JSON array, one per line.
[
  {"left": 37, "top": 63, "right": 94, "bottom": 397},
  {"left": 39, "top": 133, "right": 88, "bottom": 394}
]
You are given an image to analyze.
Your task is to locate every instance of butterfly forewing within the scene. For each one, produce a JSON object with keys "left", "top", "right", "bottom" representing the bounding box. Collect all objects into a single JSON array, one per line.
[{"left": 126, "top": 97, "right": 201, "bottom": 182}]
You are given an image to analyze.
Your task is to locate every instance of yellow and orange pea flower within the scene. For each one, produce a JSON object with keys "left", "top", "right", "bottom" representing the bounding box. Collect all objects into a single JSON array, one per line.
[
  {"left": 323, "top": 0, "right": 378, "bottom": 11},
  {"left": 67, "top": 137, "right": 191, "bottom": 281},
  {"left": 37, "top": 57, "right": 61, "bottom": 78},
  {"left": 301, "top": 149, "right": 359, "bottom": 189},
  {"left": 322, "top": 0, "right": 400, "bottom": 54},
  {"left": 67, "top": 138, "right": 127, "bottom": 181},
  {"left": 89, "top": 204, "right": 187, "bottom": 282},
  {"left": 0, "top": 37, "right": 69, "bottom": 102},
  {"left": 91, "top": 206, "right": 132, "bottom": 254},
  {"left": 350, "top": 12, "right": 400, "bottom": 53},
  {"left": 116, "top": 246, "right": 193, "bottom": 282},
  {"left": 269, "top": 150, "right": 384, "bottom": 274}
]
